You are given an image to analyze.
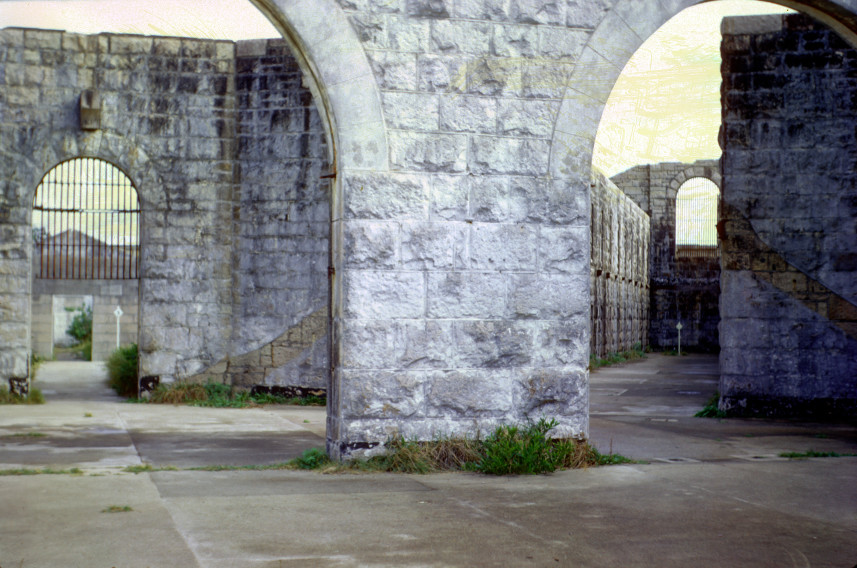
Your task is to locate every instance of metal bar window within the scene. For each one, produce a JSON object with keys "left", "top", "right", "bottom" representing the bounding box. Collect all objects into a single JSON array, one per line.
[
  {"left": 32, "top": 158, "right": 140, "bottom": 279},
  {"left": 675, "top": 177, "right": 719, "bottom": 259}
]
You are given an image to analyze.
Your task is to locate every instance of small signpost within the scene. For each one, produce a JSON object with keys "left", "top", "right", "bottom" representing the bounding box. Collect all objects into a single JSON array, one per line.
[
  {"left": 676, "top": 322, "right": 683, "bottom": 356},
  {"left": 114, "top": 306, "right": 124, "bottom": 349}
]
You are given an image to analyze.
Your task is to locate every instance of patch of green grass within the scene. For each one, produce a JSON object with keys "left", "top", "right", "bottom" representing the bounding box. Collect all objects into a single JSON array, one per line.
[
  {"left": 589, "top": 343, "right": 647, "bottom": 370},
  {"left": 590, "top": 450, "right": 637, "bottom": 465},
  {"left": 0, "top": 386, "right": 45, "bottom": 405},
  {"left": 106, "top": 344, "right": 139, "bottom": 398},
  {"left": 779, "top": 450, "right": 857, "bottom": 459},
  {"left": 0, "top": 467, "right": 82, "bottom": 476},
  {"left": 294, "top": 447, "right": 330, "bottom": 470},
  {"left": 189, "top": 462, "right": 299, "bottom": 472},
  {"left": 122, "top": 464, "right": 178, "bottom": 474},
  {"left": 10, "top": 432, "right": 46, "bottom": 438},
  {"left": 102, "top": 505, "right": 133, "bottom": 513},
  {"left": 148, "top": 381, "right": 326, "bottom": 408},
  {"left": 695, "top": 393, "right": 727, "bottom": 419}
]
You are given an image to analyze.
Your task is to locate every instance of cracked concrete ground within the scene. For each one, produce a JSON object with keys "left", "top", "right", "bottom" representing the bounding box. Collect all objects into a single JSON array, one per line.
[{"left": 1, "top": 355, "right": 855, "bottom": 567}]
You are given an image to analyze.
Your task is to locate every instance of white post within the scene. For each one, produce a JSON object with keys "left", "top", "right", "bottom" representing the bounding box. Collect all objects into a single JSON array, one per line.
[
  {"left": 114, "top": 306, "right": 124, "bottom": 349},
  {"left": 676, "top": 322, "right": 683, "bottom": 356}
]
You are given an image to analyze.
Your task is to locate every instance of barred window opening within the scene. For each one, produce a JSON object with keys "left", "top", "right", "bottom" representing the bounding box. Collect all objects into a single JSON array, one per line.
[
  {"left": 32, "top": 158, "right": 140, "bottom": 279},
  {"left": 675, "top": 177, "right": 719, "bottom": 259}
]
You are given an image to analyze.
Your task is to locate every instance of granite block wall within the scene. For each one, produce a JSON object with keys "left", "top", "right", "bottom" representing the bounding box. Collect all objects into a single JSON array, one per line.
[{"left": 720, "top": 14, "right": 857, "bottom": 418}]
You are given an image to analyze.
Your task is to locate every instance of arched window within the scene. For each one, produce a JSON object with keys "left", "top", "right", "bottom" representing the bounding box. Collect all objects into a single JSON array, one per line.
[
  {"left": 32, "top": 158, "right": 140, "bottom": 279},
  {"left": 675, "top": 177, "right": 719, "bottom": 258}
]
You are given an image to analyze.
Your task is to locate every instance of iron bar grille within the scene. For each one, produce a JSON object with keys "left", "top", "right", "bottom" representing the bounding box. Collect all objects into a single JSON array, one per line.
[
  {"left": 675, "top": 177, "right": 719, "bottom": 259},
  {"left": 32, "top": 158, "right": 140, "bottom": 279}
]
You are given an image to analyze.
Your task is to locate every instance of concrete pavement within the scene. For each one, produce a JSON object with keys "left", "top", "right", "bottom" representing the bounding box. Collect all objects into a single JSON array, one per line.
[{"left": 1, "top": 355, "right": 855, "bottom": 567}]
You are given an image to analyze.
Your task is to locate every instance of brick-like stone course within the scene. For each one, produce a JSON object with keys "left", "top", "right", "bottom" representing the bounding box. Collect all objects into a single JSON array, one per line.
[
  {"left": 720, "top": 14, "right": 857, "bottom": 418},
  {"left": 589, "top": 172, "right": 649, "bottom": 359}
]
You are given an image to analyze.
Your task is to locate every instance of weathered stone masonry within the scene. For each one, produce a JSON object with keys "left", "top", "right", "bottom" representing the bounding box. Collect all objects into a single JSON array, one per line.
[
  {"left": 5, "top": 0, "right": 857, "bottom": 456},
  {"left": 0, "top": 29, "right": 330, "bottom": 394},
  {"left": 611, "top": 160, "right": 721, "bottom": 352},
  {"left": 720, "top": 14, "right": 857, "bottom": 418}
]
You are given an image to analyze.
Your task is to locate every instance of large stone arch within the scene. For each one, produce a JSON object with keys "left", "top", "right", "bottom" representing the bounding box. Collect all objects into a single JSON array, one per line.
[
  {"left": 549, "top": 0, "right": 857, "bottom": 182},
  {"left": 252, "top": 0, "right": 388, "bottom": 173}
]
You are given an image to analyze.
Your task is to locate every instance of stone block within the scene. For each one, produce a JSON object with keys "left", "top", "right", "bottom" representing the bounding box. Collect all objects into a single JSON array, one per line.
[
  {"left": 512, "top": 177, "right": 589, "bottom": 225},
  {"left": 389, "top": 131, "right": 467, "bottom": 173},
  {"left": 425, "top": 369, "right": 513, "bottom": 416},
  {"left": 513, "top": 367, "right": 587, "bottom": 417},
  {"left": 401, "top": 221, "right": 465, "bottom": 269},
  {"left": 430, "top": 174, "right": 468, "bottom": 221},
  {"left": 469, "top": 222, "right": 537, "bottom": 271},
  {"left": 537, "top": 27, "right": 588, "bottom": 59},
  {"left": 453, "top": 320, "right": 533, "bottom": 368},
  {"left": 493, "top": 24, "right": 538, "bottom": 57},
  {"left": 465, "top": 57, "right": 522, "bottom": 97},
  {"left": 387, "top": 16, "right": 430, "bottom": 52},
  {"left": 383, "top": 91, "right": 439, "bottom": 131},
  {"left": 343, "top": 270, "right": 425, "bottom": 319},
  {"left": 417, "top": 53, "right": 468, "bottom": 93},
  {"left": 344, "top": 171, "right": 429, "bottom": 220},
  {"left": 469, "top": 136, "right": 550, "bottom": 175},
  {"left": 342, "top": 369, "right": 425, "bottom": 419},
  {"left": 531, "top": 318, "right": 588, "bottom": 367},
  {"left": 521, "top": 60, "right": 573, "bottom": 99},
  {"left": 340, "top": 320, "right": 398, "bottom": 369},
  {"left": 539, "top": 226, "right": 589, "bottom": 273},
  {"left": 469, "top": 175, "right": 509, "bottom": 221},
  {"left": 438, "top": 94, "right": 497, "bottom": 134},
  {"left": 426, "top": 271, "right": 506, "bottom": 318},
  {"left": 366, "top": 51, "right": 417, "bottom": 90},
  {"left": 430, "top": 20, "right": 491, "bottom": 54},
  {"left": 497, "top": 99, "right": 558, "bottom": 137},
  {"left": 510, "top": 274, "right": 588, "bottom": 319},
  {"left": 397, "top": 319, "right": 456, "bottom": 369},
  {"left": 344, "top": 221, "right": 399, "bottom": 269}
]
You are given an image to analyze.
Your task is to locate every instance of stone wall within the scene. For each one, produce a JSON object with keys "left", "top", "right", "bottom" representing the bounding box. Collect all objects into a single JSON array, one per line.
[
  {"left": 0, "top": 29, "right": 329, "bottom": 395},
  {"left": 720, "top": 14, "right": 857, "bottom": 418},
  {"left": 330, "top": 1, "right": 596, "bottom": 453},
  {"left": 590, "top": 172, "right": 649, "bottom": 359},
  {"left": 611, "top": 160, "right": 721, "bottom": 351}
]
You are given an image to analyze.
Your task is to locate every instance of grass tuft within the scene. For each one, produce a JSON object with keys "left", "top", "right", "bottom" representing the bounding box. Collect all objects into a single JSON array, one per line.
[
  {"left": 0, "top": 386, "right": 45, "bottom": 405},
  {"left": 106, "top": 344, "right": 139, "bottom": 398},
  {"left": 695, "top": 392, "right": 727, "bottom": 418},
  {"left": 589, "top": 343, "right": 647, "bottom": 370},
  {"left": 779, "top": 450, "right": 857, "bottom": 459},
  {"left": 102, "top": 505, "right": 133, "bottom": 513},
  {"left": 145, "top": 381, "right": 326, "bottom": 408},
  {"left": 0, "top": 467, "right": 82, "bottom": 476}
]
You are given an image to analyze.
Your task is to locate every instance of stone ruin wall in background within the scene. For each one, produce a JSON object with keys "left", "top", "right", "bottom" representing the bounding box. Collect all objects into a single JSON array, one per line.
[
  {"left": 720, "top": 14, "right": 857, "bottom": 418},
  {"left": 611, "top": 160, "right": 721, "bottom": 353},
  {"left": 590, "top": 172, "right": 649, "bottom": 359},
  {"left": 0, "top": 29, "right": 329, "bottom": 394}
]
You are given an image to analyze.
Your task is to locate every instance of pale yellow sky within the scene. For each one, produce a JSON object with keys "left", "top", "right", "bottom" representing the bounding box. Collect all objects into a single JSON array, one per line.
[
  {"left": 1, "top": 0, "right": 796, "bottom": 177},
  {"left": 0, "top": 0, "right": 278, "bottom": 39},
  {"left": 593, "top": 0, "right": 795, "bottom": 177}
]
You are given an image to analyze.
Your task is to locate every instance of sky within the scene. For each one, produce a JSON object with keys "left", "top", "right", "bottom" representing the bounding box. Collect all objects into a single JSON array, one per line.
[
  {"left": 1, "top": 0, "right": 795, "bottom": 178},
  {"left": 0, "top": 0, "right": 278, "bottom": 39},
  {"left": 592, "top": 0, "right": 795, "bottom": 177}
]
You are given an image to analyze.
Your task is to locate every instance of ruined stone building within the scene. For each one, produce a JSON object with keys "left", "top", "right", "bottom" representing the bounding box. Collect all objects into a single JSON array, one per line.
[{"left": 1, "top": 2, "right": 855, "bottom": 458}]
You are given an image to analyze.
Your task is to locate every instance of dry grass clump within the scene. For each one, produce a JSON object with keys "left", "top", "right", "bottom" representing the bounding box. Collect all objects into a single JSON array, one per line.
[{"left": 149, "top": 382, "right": 208, "bottom": 404}]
